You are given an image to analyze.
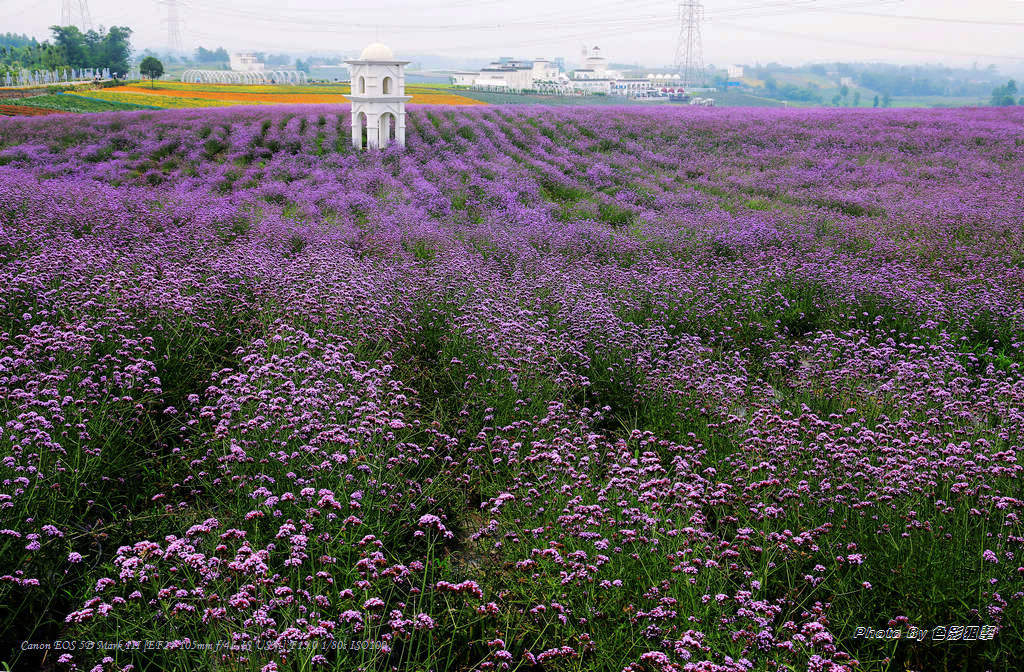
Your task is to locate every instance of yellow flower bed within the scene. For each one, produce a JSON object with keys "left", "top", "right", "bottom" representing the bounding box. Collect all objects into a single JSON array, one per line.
[
  {"left": 77, "top": 90, "right": 242, "bottom": 108},
  {"left": 149, "top": 82, "right": 349, "bottom": 95}
]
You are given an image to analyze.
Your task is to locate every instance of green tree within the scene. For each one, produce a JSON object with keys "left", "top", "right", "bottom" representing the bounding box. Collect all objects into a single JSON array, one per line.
[
  {"left": 50, "top": 25, "right": 87, "bottom": 67},
  {"left": 990, "top": 79, "right": 1017, "bottom": 106},
  {"left": 831, "top": 94, "right": 841, "bottom": 106},
  {"left": 42, "top": 25, "right": 132, "bottom": 73},
  {"left": 853, "top": 91, "right": 861, "bottom": 107},
  {"left": 83, "top": 28, "right": 103, "bottom": 68},
  {"left": 195, "top": 46, "right": 229, "bottom": 65},
  {"left": 41, "top": 43, "right": 63, "bottom": 69},
  {"left": 102, "top": 26, "right": 132, "bottom": 75},
  {"left": 882, "top": 92, "right": 891, "bottom": 108},
  {"left": 840, "top": 84, "right": 849, "bottom": 105},
  {"left": 873, "top": 94, "right": 879, "bottom": 107},
  {"left": 140, "top": 55, "right": 163, "bottom": 87}
]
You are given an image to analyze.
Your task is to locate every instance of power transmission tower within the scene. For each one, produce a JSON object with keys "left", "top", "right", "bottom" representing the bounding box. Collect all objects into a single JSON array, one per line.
[
  {"left": 158, "top": 0, "right": 184, "bottom": 53},
  {"left": 60, "top": 0, "right": 93, "bottom": 30},
  {"left": 78, "top": 0, "right": 93, "bottom": 30},
  {"left": 674, "top": 0, "right": 705, "bottom": 88}
]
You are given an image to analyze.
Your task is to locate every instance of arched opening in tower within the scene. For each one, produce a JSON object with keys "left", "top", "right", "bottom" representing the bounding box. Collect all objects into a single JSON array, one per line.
[
  {"left": 356, "top": 111, "right": 368, "bottom": 149},
  {"left": 380, "top": 112, "right": 396, "bottom": 147},
  {"left": 382, "top": 77, "right": 393, "bottom": 95}
]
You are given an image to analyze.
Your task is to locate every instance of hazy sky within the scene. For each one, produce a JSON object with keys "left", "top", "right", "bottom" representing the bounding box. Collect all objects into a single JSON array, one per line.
[{"left": 2, "top": 0, "right": 1022, "bottom": 69}]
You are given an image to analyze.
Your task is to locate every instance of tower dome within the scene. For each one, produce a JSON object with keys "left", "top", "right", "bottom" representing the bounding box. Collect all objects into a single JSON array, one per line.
[{"left": 360, "top": 42, "right": 394, "bottom": 60}]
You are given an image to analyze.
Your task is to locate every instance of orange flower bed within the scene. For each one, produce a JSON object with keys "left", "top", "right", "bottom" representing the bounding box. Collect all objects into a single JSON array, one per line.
[
  {"left": 110, "top": 86, "right": 486, "bottom": 106},
  {"left": 0, "top": 104, "right": 68, "bottom": 117},
  {"left": 115, "top": 86, "right": 346, "bottom": 104}
]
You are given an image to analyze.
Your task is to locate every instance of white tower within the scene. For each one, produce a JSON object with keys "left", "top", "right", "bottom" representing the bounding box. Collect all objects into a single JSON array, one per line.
[{"left": 346, "top": 43, "right": 412, "bottom": 149}]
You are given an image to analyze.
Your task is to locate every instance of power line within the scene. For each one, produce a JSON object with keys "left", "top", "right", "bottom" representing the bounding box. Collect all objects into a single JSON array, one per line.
[
  {"left": 716, "top": 20, "right": 1024, "bottom": 60},
  {"left": 160, "top": 0, "right": 1020, "bottom": 63},
  {"left": 707, "top": 0, "right": 906, "bottom": 20},
  {"left": 176, "top": 0, "right": 669, "bottom": 33},
  {"left": 825, "top": 10, "right": 1024, "bottom": 27}
]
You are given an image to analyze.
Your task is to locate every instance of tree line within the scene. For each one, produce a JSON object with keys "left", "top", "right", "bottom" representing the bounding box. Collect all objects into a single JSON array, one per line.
[
  {"left": 0, "top": 26, "right": 132, "bottom": 77},
  {"left": 990, "top": 80, "right": 1021, "bottom": 106}
]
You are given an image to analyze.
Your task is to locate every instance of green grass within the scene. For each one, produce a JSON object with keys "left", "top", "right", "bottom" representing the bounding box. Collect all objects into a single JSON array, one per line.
[
  {"left": 706, "top": 90, "right": 787, "bottom": 107},
  {"left": 6, "top": 93, "right": 154, "bottom": 113}
]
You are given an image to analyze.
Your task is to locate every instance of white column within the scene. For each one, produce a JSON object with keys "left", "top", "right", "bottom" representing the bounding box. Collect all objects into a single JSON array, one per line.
[
  {"left": 351, "top": 106, "right": 362, "bottom": 149},
  {"left": 366, "top": 112, "right": 380, "bottom": 149},
  {"left": 397, "top": 112, "right": 407, "bottom": 148}
]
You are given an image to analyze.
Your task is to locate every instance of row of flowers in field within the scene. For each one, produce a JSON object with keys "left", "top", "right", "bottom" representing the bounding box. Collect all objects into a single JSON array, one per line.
[
  {"left": 0, "top": 103, "right": 67, "bottom": 116},
  {"left": 147, "top": 81, "right": 460, "bottom": 96},
  {"left": 0, "top": 104, "right": 1022, "bottom": 672},
  {"left": 70, "top": 84, "right": 485, "bottom": 109},
  {"left": 73, "top": 89, "right": 241, "bottom": 108}
]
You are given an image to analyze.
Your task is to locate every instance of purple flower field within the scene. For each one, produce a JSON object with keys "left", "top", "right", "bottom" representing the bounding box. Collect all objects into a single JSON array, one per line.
[{"left": 1, "top": 104, "right": 1023, "bottom": 672}]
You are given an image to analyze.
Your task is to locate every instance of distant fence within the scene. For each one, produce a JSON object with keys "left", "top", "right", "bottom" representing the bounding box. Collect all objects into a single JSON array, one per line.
[{"left": 2, "top": 68, "right": 112, "bottom": 88}]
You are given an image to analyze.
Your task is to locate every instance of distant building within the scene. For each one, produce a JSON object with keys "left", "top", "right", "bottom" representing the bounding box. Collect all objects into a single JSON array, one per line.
[
  {"left": 230, "top": 52, "right": 265, "bottom": 72},
  {"left": 449, "top": 71, "right": 478, "bottom": 86},
  {"left": 647, "top": 73, "right": 684, "bottom": 86},
  {"left": 531, "top": 58, "right": 560, "bottom": 82},
  {"left": 840, "top": 76, "right": 855, "bottom": 88},
  {"left": 567, "top": 47, "right": 658, "bottom": 98},
  {"left": 571, "top": 78, "right": 612, "bottom": 95},
  {"left": 583, "top": 46, "right": 609, "bottom": 76},
  {"left": 449, "top": 46, "right": 655, "bottom": 98},
  {"left": 475, "top": 60, "right": 535, "bottom": 91},
  {"left": 727, "top": 65, "right": 744, "bottom": 79},
  {"left": 611, "top": 79, "right": 654, "bottom": 97},
  {"left": 572, "top": 47, "right": 621, "bottom": 80},
  {"left": 451, "top": 57, "right": 565, "bottom": 92}
]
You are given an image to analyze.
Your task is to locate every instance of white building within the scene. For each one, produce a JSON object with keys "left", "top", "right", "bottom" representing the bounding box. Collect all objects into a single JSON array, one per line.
[
  {"left": 611, "top": 79, "right": 654, "bottom": 97},
  {"left": 474, "top": 60, "right": 536, "bottom": 92},
  {"left": 583, "top": 46, "right": 609, "bottom": 76},
  {"left": 230, "top": 52, "right": 265, "bottom": 72},
  {"left": 345, "top": 42, "right": 411, "bottom": 149},
  {"left": 570, "top": 78, "right": 612, "bottom": 95},
  {"left": 531, "top": 58, "right": 560, "bottom": 82},
  {"left": 727, "top": 65, "right": 744, "bottom": 80},
  {"left": 570, "top": 46, "right": 658, "bottom": 97},
  {"left": 449, "top": 71, "right": 478, "bottom": 86},
  {"left": 572, "top": 46, "right": 622, "bottom": 80},
  {"left": 449, "top": 56, "right": 567, "bottom": 92},
  {"left": 451, "top": 47, "right": 656, "bottom": 98}
]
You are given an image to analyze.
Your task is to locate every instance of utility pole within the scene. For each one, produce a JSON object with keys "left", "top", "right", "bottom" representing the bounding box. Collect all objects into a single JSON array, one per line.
[{"left": 674, "top": 0, "right": 705, "bottom": 88}]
